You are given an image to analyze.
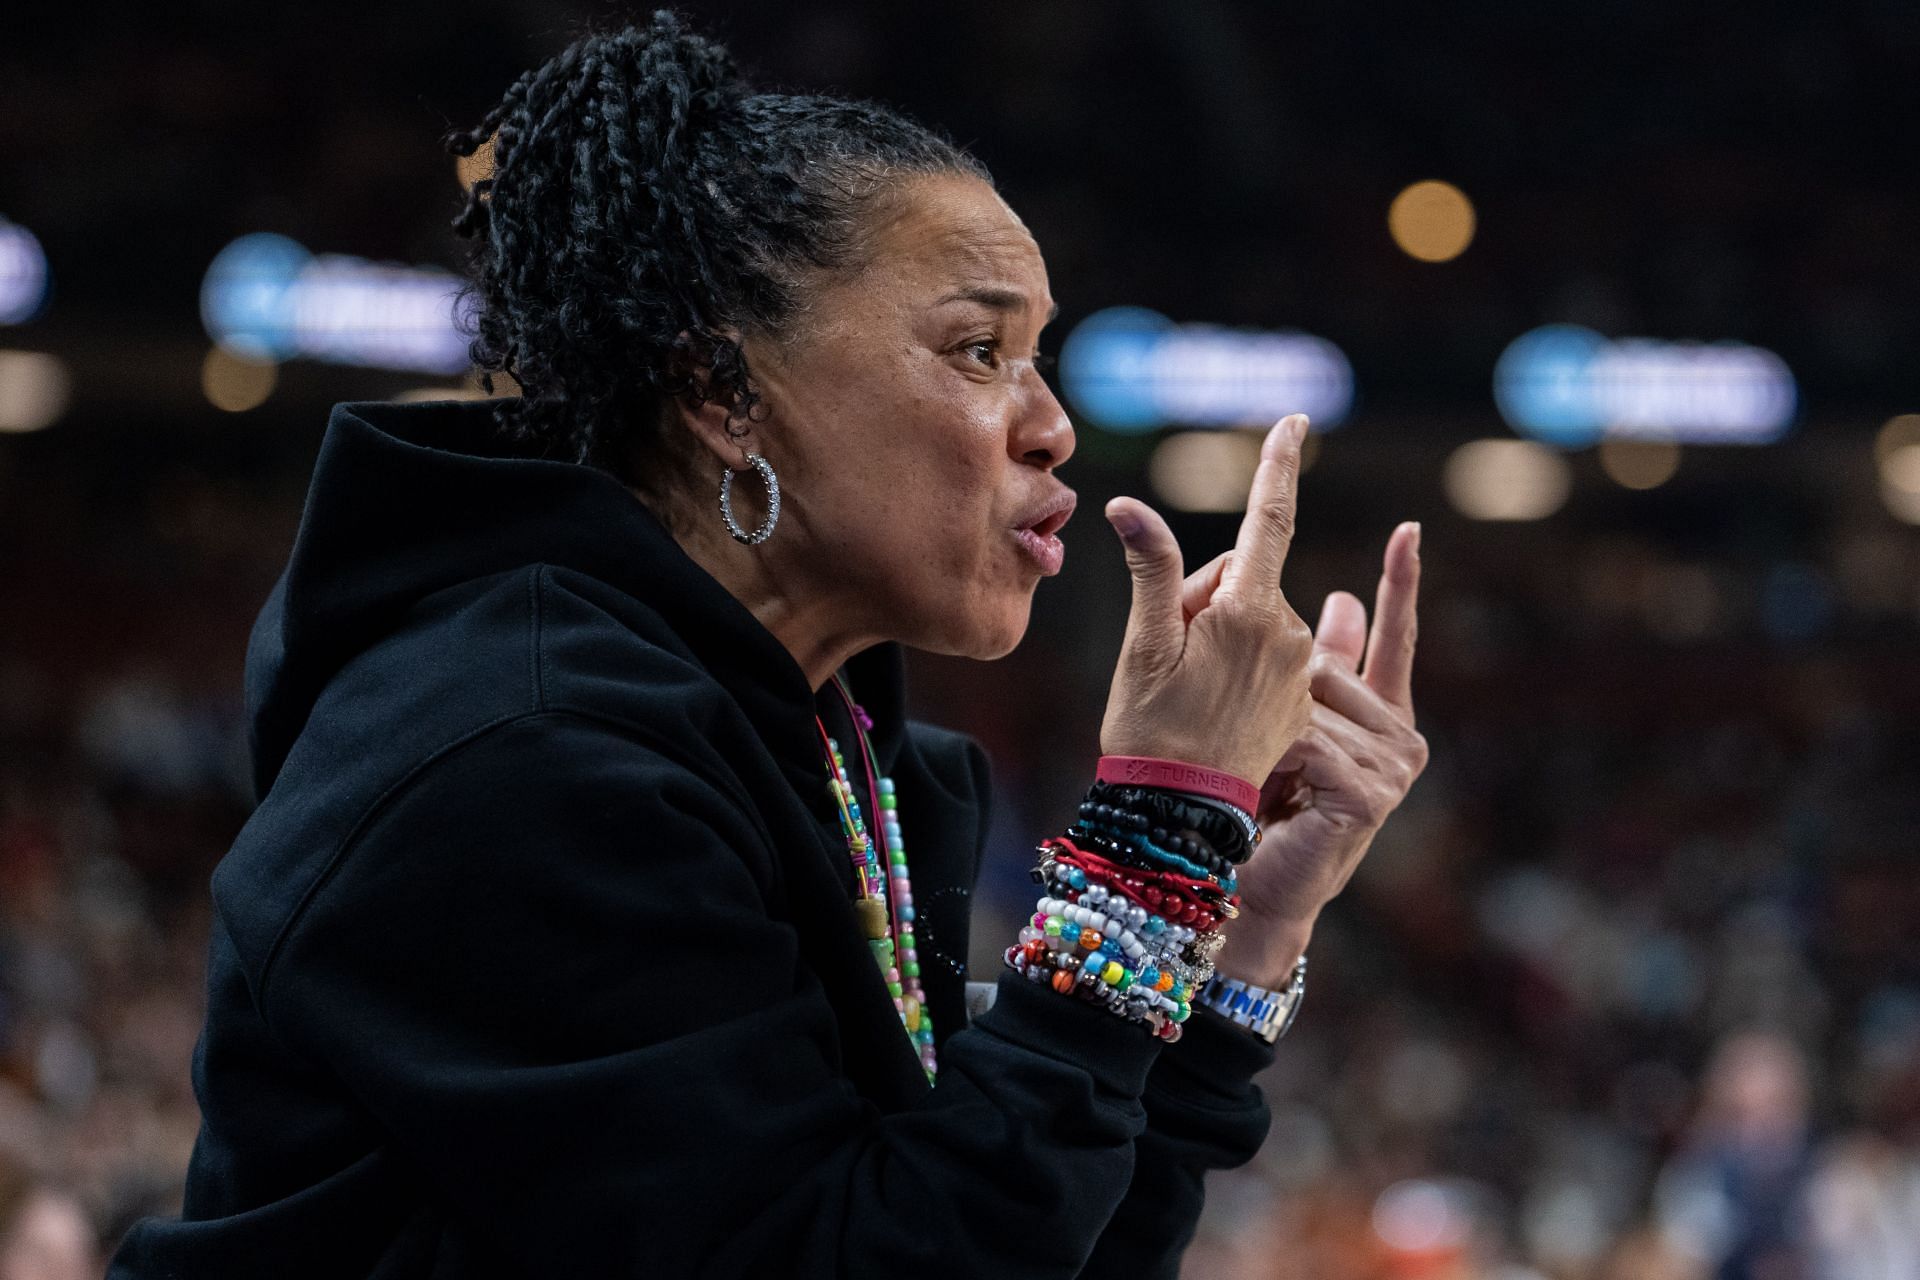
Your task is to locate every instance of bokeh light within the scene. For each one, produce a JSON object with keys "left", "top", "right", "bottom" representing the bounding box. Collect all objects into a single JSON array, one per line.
[
  {"left": 1495, "top": 324, "right": 1797, "bottom": 447},
  {"left": 1372, "top": 1178, "right": 1475, "bottom": 1253},
  {"left": 1059, "top": 306, "right": 1353, "bottom": 433},
  {"left": 0, "top": 218, "right": 51, "bottom": 324},
  {"left": 1880, "top": 442, "right": 1920, "bottom": 524},
  {"left": 1873, "top": 412, "right": 1920, "bottom": 464},
  {"left": 0, "top": 349, "right": 71, "bottom": 432},
  {"left": 1387, "top": 180, "right": 1476, "bottom": 263},
  {"left": 1147, "top": 428, "right": 1263, "bottom": 512},
  {"left": 200, "top": 346, "right": 279, "bottom": 413},
  {"left": 200, "top": 232, "right": 471, "bottom": 374},
  {"left": 1443, "top": 439, "right": 1572, "bottom": 521},
  {"left": 1882, "top": 444, "right": 1920, "bottom": 495},
  {"left": 1599, "top": 438, "right": 1682, "bottom": 490}
]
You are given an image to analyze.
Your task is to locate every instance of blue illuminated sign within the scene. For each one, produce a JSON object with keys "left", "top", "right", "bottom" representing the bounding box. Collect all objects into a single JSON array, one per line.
[
  {"left": 0, "top": 218, "right": 51, "bottom": 324},
  {"left": 1060, "top": 306, "right": 1354, "bottom": 433},
  {"left": 1495, "top": 324, "right": 1796, "bottom": 447},
  {"left": 201, "top": 234, "right": 471, "bottom": 374}
]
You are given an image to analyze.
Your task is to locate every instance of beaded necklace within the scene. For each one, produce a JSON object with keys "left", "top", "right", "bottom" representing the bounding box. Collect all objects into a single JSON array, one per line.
[{"left": 815, "top": 672, "right": 937, "bottom": 1082}]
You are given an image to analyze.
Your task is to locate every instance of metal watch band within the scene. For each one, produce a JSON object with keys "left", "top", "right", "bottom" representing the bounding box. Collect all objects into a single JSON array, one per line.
[{"left": 1194, "top": 955, "right": 1307, "bottom": 1044}]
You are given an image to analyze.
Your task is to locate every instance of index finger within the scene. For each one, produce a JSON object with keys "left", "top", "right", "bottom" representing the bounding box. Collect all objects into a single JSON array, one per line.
[
  {"left": 1360, "top": 521, "right": 1422, "bottom": 720},
  {"left": 1220, "top": 413, "right": 1309, "bottom": 597}
]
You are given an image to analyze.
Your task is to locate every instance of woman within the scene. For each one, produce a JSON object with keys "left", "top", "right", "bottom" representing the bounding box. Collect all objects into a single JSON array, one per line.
[{"left": 110, "top": 13, "right": 1427, "bottom": 1277}]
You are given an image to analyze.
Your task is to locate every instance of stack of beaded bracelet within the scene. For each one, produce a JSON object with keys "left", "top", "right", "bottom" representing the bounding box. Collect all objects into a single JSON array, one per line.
[
  {"left": 1004, "top": 769, "right": 1253, "bottom": 1042},
  {"left": 1083, "top": 780, "right": 1260, "bottom": 867}
]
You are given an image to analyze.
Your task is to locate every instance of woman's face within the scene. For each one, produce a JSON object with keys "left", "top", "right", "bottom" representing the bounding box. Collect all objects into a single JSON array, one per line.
[{"left": 736, "top": 172, "right": 1077, "bottom": 663}]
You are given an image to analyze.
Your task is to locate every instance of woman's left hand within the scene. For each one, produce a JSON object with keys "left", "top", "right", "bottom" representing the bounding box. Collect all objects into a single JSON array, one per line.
[{"left": 1199, "top": 522, "right": 1430, "bottom": 988}]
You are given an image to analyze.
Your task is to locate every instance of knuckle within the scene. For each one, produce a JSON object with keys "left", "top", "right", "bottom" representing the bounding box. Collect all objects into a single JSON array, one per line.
[
  {"left": 1278, "top": 612, "right": 1314, "bottom": 655},
  {"left": 1261, "top": 500, "right": 1298, "bottom": 543}
]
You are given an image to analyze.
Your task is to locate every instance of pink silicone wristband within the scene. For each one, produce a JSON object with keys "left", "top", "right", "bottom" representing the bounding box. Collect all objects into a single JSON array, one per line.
[{"left": 1095, "top": 755, "right": 1261, "bottom": 812}]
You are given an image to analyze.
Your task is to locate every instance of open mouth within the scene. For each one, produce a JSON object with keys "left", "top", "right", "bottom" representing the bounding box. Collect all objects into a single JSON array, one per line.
[
  {"left": 1011, "top": 490, "right": 1075, "bottom": 576},
  {"left": 1023, "top": 506, "right": 1073, "bottom": 539}
]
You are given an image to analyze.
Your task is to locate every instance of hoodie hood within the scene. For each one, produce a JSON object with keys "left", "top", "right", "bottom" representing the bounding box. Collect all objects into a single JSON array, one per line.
[{"left": 245, "top": 397, "right": 909, "bottom": 801}]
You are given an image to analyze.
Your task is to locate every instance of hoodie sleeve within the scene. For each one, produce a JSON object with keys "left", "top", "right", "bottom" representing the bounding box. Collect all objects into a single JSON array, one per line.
[
  {"left": 1074, "top": 1008, "right": 1276, "bottom": 1278},
  {"left": 261, "top": 710, "right": 1166, "bottom": 1279},
  {"left": 933, "top": 715, "right": 1278, "bottom": 1278}
]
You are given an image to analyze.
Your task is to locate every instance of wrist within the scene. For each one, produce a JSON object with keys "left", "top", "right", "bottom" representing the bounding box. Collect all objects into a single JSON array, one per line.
[{"left": 1213, "top": 917, "right": 1313, "bottom": 990}]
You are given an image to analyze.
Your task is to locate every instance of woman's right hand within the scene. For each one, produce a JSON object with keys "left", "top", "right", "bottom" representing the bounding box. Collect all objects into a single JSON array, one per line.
[{"left": 1098, "top": 413, "right": 1316, "bottom": 786}]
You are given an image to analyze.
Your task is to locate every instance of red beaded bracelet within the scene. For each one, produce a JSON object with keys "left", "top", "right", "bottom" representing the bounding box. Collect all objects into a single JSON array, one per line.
[
  {"left": 1042, "top": 839, "right": 1239, "bottom": 930},
  {"left": 1046, "top": 838, "right": 1239, "bottom": 915}
]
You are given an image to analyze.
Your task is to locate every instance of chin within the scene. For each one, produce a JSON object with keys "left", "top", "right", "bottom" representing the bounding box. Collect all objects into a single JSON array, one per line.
[{"left": 914, "top": 591, "right": 1034, "bottom": 661}]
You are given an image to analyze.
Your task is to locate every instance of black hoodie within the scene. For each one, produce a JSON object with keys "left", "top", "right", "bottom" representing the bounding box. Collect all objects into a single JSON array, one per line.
[{"left": 107, "top": 398, "right": 1275, "bottom": 1279}]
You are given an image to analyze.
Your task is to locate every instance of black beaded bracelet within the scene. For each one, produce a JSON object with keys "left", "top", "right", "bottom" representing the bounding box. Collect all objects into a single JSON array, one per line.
[
  {"left": 1087, "top": 780, "right": 1249, "bottom": 850},
  {"left": 1085, "top": 781, "right": 1254, "bottom": 867},
  {"left": 1074, "top": 797, "right": 1236, "bottom": 880}
]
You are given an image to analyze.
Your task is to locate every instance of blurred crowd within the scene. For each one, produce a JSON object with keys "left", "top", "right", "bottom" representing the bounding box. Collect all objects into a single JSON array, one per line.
[
  {"left": 0, "top": 658, "right": 249, "bottom": 1278},
  {"left": 1168, "top": 640, "right": 1920, "bottom": 1280},
  {"left": 1, "top": 497, "right": 1914, "bottom": 1279}
]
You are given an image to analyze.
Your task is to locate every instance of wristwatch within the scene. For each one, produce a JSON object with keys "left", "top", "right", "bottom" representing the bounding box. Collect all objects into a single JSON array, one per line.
[{"left": 1194, "top": 955, "right": 1307, "bottom": 1044}]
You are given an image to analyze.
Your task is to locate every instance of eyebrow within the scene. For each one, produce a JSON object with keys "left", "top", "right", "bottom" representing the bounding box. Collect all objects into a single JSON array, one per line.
[{"left": 935, "top": 286, "right": 1060, "bottom": 324}]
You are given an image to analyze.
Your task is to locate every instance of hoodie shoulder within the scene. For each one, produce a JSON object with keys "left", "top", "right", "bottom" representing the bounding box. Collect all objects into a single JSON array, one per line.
[{"left": 216, "top": 561, "right": 753, "bottom": 1000}]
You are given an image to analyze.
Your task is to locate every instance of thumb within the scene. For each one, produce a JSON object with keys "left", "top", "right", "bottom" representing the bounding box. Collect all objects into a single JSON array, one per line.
[{"left": 1107, "top": 496, "right": 1185, "bottom": 663}]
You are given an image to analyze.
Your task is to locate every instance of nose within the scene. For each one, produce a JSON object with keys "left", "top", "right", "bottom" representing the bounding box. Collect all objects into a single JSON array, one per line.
[{"left": 1010, "top": 369, "right": 1075, "bottom": 470}]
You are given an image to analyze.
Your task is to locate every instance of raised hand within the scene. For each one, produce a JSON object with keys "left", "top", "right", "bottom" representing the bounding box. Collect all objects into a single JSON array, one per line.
[
  {"left": 1213, "top": 522, "right": 1430, "bottom": 987},
  {"left": 1098, "top": 414, "right": 1317, "bottom": 786}
]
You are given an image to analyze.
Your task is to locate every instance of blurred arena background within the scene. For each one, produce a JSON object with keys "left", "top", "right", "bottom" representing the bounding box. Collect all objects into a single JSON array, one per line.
[{"left": 3, "top": 2, "right": 1918, "bottom": 1276}]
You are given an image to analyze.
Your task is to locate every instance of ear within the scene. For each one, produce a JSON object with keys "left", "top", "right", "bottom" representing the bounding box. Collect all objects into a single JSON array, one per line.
[
  {"left": 665, "top": 329, "right": 760, "bottom": 470},
  {"left": 669, "top": 387, "right": 750, "bottom": 471}
]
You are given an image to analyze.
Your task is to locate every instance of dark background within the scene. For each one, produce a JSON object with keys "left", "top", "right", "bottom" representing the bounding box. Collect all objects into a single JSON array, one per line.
[{"left": 1, "top": 3, "right": 1916, "bottom": 1277}]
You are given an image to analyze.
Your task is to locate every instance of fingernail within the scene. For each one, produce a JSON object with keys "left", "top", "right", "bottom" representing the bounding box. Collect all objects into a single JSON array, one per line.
[
  {"left": 1289, "top": 414, "right": 1310, "bottom": 445},
  {"left": 1107, "top": 507, "right": 1142, "bottom": 541},
  {"left": 1409, "top": 521, "right": 1422, "bottom": 556}
]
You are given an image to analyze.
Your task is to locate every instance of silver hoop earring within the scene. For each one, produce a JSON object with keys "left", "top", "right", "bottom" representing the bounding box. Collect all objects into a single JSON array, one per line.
[{"left": 718, "top": 452, "right": 780, "bottom": 545}]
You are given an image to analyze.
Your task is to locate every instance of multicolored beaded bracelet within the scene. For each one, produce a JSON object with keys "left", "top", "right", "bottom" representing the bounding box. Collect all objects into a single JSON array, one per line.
[
  {"left": 1023, "top": 877, "right": 1220, "bottom": 995},
  {"left": 1036, "top": 840, "right": 1230, "bottom": 975},
  {"left": 1042, "top": 835, "right": 1237, "bottom": 910},
  {"left": 1004, "top": 943, "right": 1191, "bottom": 1041},
  {"left": 1041, "top": 850, "right": 1233, "bottom": 933},
  {"left": 1029, "top": 912, "right": 1194, "bottom": 1009},
  {"left": 1010, "top": 886, "right": 1204, "bottom": 1022}
]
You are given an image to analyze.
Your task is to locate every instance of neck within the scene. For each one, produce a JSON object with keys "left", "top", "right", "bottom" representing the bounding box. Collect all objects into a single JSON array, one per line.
[{"left": 634, "top": 486, "right": 877, "bottom": 693}]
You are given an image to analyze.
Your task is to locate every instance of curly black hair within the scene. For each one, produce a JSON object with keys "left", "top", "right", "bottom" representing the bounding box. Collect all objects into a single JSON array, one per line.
[{"left": 444, "top": 11, "right": 990, "bottom": 495}]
